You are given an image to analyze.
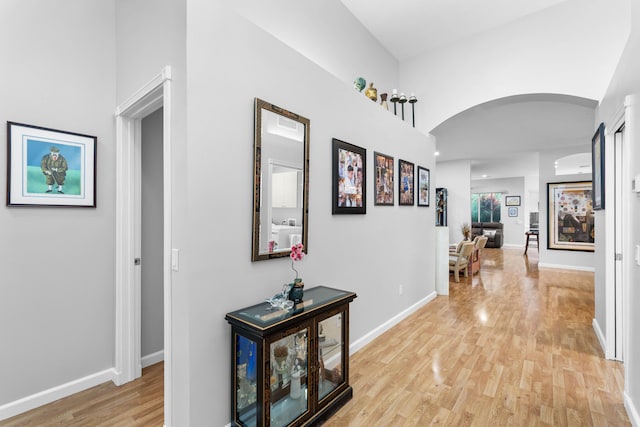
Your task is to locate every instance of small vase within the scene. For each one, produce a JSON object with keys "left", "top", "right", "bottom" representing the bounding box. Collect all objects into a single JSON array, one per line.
[{"left": 288, "top": 279, "right": 304, "bottom": 304}]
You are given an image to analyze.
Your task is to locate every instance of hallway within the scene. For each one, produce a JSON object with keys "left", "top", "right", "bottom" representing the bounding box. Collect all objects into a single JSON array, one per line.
[
  {"left": 1, "top": 249, "right": 629, "bottom": 426},
  {"left": 326, "top": 248, "right": 629, "bottom": 426}
]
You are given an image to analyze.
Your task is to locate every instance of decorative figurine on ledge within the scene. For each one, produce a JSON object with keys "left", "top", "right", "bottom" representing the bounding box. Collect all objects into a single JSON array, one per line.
[
  {"left": 380, "top": 93, "right": 388, "bottom": 110},
  {"left": 365, "top": 82, "right": 378, "bottom": 102},
  {"left": 354, "top": 77, "right": 366, "bottom": 92}
]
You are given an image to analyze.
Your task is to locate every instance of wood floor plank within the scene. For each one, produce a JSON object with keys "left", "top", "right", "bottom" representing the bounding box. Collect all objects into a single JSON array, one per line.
[
  {"left": 1, "top": 248, "right": 630, "bottom": 426},
  {"left": 323, "top": 248, "right": 630, "bottom": 426}
]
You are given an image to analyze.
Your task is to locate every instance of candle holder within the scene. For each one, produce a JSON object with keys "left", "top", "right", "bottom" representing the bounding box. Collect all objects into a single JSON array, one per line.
[
  {"left": 408, "top": 94, "right": 418, "bottom": 127},
  {"left": 399, "top": 93, "right": 407, "bottom": 121},
  {"left": 390, "top": 89, "right": 399, "bottom": 116}
]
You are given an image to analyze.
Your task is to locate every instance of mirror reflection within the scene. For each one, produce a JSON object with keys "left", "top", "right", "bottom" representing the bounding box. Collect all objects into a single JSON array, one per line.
[{"left": 252, "top": 99, "right": 309, "bottom": 261}]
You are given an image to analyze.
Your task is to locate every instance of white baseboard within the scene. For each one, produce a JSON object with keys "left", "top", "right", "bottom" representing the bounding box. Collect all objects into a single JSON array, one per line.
[
  {"left": 592, "top": 318, "right": 608, "bottom": 357},
  {"left": 142, "top": 350, "right": 164, "bottom": 368},
  {"left": 538, "top": 262, "right": 595, "bottom": 272},
  {"left": 502, "top": 244, "right": 524, "bottom": 249},
  {"left": 625, "top": 391, "right": 640, "bottom": 427},
  {"left": 0, "top": 368, "right": 116, "bottom": 422},
  {"left": 350, "top": 292, "right": 437, "bottom": 355}
]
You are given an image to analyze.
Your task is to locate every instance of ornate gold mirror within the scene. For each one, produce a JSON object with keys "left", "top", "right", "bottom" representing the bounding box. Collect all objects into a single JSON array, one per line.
[{"left": 252, "top": 98, "right": 309, "bottom": 261}]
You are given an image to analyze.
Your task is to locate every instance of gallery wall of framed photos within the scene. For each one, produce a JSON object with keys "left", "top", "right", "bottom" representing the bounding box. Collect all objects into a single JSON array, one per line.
[{"left": 332, "top": 139, "right": 431, "bottom": 213}]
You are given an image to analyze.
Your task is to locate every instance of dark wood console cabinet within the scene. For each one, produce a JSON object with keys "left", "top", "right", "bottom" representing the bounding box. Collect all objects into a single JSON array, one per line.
[{"left": 225, "top": 286, "right": 357, "bottom": 426}]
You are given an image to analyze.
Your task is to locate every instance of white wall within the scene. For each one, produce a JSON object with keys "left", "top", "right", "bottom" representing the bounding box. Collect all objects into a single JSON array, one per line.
[
  {"left": 115, "top": 1, "right": 189, "bottom": 423},
  {"left": 232, "top": 0, "right": 399, "bottom": 105},
  {"left": 537, "top": 147, "right": 594, "bottom": 270},
  {"left": 400, "top": 0, "right": 630, "bottom": 133},
  {"left": 434, "top": 160, "right": 471, "bottom": 244},
  {"left": 471, "top": 177, "right": 525, "bottom": 247},
  {"left": 0, "top": 0, "right": 116, "bottom": 408},
  {"left": 185, "top": 5, "right": 435, "bottom": 425},
  {"left": 597, "top": 1, "right": 640, "bottom": 419}
]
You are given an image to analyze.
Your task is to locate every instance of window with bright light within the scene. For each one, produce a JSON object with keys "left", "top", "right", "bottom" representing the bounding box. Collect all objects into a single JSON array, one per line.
[{"left": 471, "top": 193, "right": 502, "bottom": 223}]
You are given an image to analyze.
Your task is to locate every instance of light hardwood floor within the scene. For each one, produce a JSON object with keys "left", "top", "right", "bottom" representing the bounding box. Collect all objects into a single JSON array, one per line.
[
  {"left": 326, "top": 248, "right": 629, "bottom": 426},
  {"left": 1, "top": 248, "right": 630, "bottom": 426}
]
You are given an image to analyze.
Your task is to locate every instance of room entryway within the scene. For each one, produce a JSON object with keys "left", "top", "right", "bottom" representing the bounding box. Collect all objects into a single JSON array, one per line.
[{"left": 114, "top": 67, "right": 173, "bottom": 425}]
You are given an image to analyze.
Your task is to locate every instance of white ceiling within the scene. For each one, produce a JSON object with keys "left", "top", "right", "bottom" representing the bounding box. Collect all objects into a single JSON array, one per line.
[
  {"left": 431, "top": 94, "right": 596, "bottom": 179},
  {"left": 340, "top": 0, "right": 571, "bottom": 61}
]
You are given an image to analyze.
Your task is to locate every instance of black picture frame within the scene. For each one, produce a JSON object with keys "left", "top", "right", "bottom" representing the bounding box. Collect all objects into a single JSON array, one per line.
[
  {"left": 547, "top": 181, "right": 594, "bottom": 252},
  {"left": 398, "top": 159, "right": 414, "bottom": 206},
  {"left": 7, "top": 121, "right": 97, "bottom": 207},
  {"left": 417, "top": 166, "right": 430, "bottom": 207},
  {"left": 592, "top": 122, "right": 605, "bottom": 210},
  {"left": 374, "top": 151, "right": 394, "bottom": 206},
  {"left": 332, "top": 138, "right": 366, "bottom": 214},
  {"left": 505, "top": 195, "right": 521, "bottom": 206}
]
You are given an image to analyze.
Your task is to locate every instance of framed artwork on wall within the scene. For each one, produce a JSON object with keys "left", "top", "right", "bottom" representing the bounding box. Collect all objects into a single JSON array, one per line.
[
  {"left": 592, "top": 122, "right": 605, "bottom": 210},
  {"left": 508, "top": 207, "right": 518, "bottom": 217},
  {"left": 505, "top": 195, "right": 521, "bottom": 206},
  {"left": 374, "top": 151, "right": 394, "bottom": 206},
  {"left": 332, "top": 138, "right": 366, "bottom": 214},
  {"left": 398, "top": 159, "right": 414, "bottom": 206},
  {"left": 417, "top": 166, "right": 430, "bottom": 207},
  {"left": 6, "top": 121, "right": 97, "bottom": 207},
  {"left": 547, "top": 181, "right": 594, "bottom": 252}
]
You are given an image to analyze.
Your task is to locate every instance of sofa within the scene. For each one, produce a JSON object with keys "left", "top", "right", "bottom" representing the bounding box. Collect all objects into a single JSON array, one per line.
[{"left": 471, "top": 222, "right": 504, "bottom": 248}]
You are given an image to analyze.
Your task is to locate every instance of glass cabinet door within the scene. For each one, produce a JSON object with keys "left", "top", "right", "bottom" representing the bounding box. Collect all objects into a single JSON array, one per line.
[
  {"left": 235, "top": 334, "right": 258, "bottom": 426},
  {"left": 318, "top": 313, "right": 344, "bottom": 400},
  {"left": 269, "top": 328, "right": 309, "bottom": 425}
]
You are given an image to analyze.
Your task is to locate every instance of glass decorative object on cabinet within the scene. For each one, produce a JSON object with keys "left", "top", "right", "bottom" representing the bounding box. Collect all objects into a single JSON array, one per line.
[
  {"left": 235, "top": 335, "right": 258, "bottom": 425},
  {"left": 318, "top": 314, "right": 343, "bottom": 400},
  {"left": 269, "top": 329, "right": 309, "bottom": 425}
]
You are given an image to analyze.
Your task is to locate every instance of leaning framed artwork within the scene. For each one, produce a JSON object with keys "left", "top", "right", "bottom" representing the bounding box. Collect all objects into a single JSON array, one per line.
[
  {"left": 505, "top": 195, "right": 521, "bottom": 206},
  {"left": 547, "top": 181, "right": 594, "bottom": 252},
  {"left": 374, "top": 151, "right": 394, "bottom": 206},
  {"left": 332, "top": 138, "right": 366, "bottom": 214},
  {"left": 7, "top": 122, "right": 97, "bottom": 207},
  {"left": 398, "top": 159, "right": 414, "bottom": 206},
  {"left": 417, "top": 166, "right": 430, "bottom": 207},
  {"left": 592, "top": 122, "right": 605, "bottom": 210}
]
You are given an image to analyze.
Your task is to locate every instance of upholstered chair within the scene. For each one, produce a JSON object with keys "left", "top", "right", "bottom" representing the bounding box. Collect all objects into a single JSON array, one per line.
[{"left": 449, "top": 242, "right": 475, "bottom": 282}]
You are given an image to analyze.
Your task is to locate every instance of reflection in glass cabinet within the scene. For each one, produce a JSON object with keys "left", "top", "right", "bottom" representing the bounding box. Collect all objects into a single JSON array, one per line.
[
  {"left": 236, "top": 335, "right": 258, "bottom": 425},
  {"left": 318, "top": 314, "right": 343, "bottom": 400},
  {"left": 269, "top": 329, "right": 309, "bottom": 425}
]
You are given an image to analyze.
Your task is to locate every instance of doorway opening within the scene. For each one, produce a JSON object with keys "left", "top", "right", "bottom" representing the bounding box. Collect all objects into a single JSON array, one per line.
[{"left": 115, "top": 66, "right": 173, "bottom": 425}]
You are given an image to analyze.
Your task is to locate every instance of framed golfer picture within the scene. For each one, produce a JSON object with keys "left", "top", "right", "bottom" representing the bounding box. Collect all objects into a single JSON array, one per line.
[{"left": 7, "top": 122, "right": 97, "bottom": 207}]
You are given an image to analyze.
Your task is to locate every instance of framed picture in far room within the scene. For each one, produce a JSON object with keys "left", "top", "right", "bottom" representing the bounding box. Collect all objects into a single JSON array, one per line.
[
  {"left": 332, "top": 138, "right": 366, "bottom": 214},
  {"left": 547, "top": 181, "right": 594, "bottom": 252},
  {"left": 417, "top": 166, "right": 430, "bottom": 207},
  {"left": 398, "top": 159, "right": 414, "bottom": 206},
  {"left": 508, "top": 207, "right": 518, "bottom": 217},
  {"left": 6, "top": 121, "right": 97, "bottom": 207},
  {"left": 505, "top": 195, "right": 521, "bottom": 206}
]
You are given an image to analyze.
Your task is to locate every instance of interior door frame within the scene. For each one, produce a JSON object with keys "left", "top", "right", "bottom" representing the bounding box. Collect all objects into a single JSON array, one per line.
[
  {"left": 604, "top": 105, "right": 626, "bottom": 361},
  {"left": 114, "top": 66, "right": 173, "bottom": 424}
]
